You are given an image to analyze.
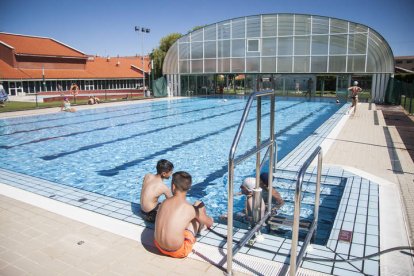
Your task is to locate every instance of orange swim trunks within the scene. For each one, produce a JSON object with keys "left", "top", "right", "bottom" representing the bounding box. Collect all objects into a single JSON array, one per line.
[{"left": 154, "top": 230, "right": 196, "bottom": 258}]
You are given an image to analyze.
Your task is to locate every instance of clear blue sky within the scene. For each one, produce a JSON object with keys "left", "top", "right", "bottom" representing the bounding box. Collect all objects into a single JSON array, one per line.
[{"left": 1, "top": 0, "right": 413, "bottom": 57}]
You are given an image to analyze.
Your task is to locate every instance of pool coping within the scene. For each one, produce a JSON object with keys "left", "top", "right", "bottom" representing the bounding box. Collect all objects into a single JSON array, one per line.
[{"left": 0, "top": 99, "right": 413, "bottom": 275}]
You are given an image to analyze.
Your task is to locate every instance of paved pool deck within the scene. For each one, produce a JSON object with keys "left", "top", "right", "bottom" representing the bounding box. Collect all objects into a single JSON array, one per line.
[{"left": 0, "top": 100, "right": 413, "bottom": 275}]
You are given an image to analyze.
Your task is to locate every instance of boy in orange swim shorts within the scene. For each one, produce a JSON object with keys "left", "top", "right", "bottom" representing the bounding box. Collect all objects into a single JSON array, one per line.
[{"left": 154, "top": 172, "right": 213, "bottom": 258}]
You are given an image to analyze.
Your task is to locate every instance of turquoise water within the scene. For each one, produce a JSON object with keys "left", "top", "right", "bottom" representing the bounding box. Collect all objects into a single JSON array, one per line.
[{"left": 0, "top": 96, "right": 342, "bottom": 221}]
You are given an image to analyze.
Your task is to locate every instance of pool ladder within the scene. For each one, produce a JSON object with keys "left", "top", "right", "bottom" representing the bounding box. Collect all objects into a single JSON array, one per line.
[{"left": 226, "top": 90, "right": 323, "bottom": 276}]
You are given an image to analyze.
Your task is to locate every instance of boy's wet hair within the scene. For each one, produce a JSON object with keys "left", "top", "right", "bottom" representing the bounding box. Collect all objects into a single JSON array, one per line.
[
  {"left": 172, "top": 171, "right": 192, "bottom": 191},
  {"left": 156, "top": 159, "right": 174, "bottom": 174}
]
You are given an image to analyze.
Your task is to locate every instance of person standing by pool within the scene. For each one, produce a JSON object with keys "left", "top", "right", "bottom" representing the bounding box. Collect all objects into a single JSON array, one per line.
[
  {"left": 61, "top": 97, "right": 76, "bottom": 112},
  {"left": 140, "top": 159, "right": 174, "bottom": 222},
  {"left": 154, "top": 171, "right": 214, "bottom": 258},
  {"left": 348, "top": 81, "right": 362, "bottom": 114}
]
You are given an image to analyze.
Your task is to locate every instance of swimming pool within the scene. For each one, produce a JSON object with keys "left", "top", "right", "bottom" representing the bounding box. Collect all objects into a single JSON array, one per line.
[{"left": 0, "top": 96, "right": 343, "bottom": 225}]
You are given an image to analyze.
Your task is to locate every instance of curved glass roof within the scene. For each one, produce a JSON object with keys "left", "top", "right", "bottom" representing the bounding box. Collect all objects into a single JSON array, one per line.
[{"left": 163, "top": 14, "right": 394, "bottom": 75}]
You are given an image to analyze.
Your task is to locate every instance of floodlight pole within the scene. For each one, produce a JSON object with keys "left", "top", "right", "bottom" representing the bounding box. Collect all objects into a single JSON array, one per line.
[{"left": 135, "top": 26, "right": 150, "bottom": 98}]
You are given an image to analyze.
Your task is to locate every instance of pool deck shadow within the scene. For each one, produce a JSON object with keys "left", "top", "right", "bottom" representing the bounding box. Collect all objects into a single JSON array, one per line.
[{"left": 1, "top": 100, "right": 414, "bottom": 275}]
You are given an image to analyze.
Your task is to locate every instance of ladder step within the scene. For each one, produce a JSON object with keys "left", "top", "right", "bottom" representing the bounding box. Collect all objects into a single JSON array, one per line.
[{"left": 267, "top": 215, "right": 311, "bottom": 230}]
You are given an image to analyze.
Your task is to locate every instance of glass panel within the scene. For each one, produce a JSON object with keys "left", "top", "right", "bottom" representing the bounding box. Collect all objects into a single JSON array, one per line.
[
  {"left": 191, "top": 42, "right": 203, "bottom": 59},
  {"left": 294, "top": 56, "right": 310, "bottom": 72},
  {"left": 246, "top": 16, "right": 260, "bottom": 38},
  {"left": 262, "top": 38, "right": 276, "bottom": 56},
  {"left": 218, "top": 40, "right": 230, "bottom": 57},
  {"left": 204, "top": 41, "right": 216, "bottom": 58},
  {"left": 246, "top": 57, "right": 260, "bottom": 72},
  {"left": 247, "top": 39, "right": 259, "bottom": 52},
  {"left": 330, "top": 19, "right": 348, "bottom": 33},
  {"left": 191, "top": 29, "right": 203, "bottom": 42},
  {"left": 311, "top": 35, "right": 328, "bottom": 55},
  {"left": 311, "top": 56, "right": 327, "bottom": 72},
  {"left": 232, "top": 58, "right": 245, "bottom": 72},
  {"left": 232, "top": 39, "right": 245, "bottom": 57},
  {"left": 179, "top": 43, "right": 190, "bottom": 59},
  {"left": 204, "top": 25, "right": 216, "bottom": 40},
  {"left": 371, "top": 31, "right": 393, "bottom": 72},
  {"left": 294, "top": 36, "right": 310, "bottom": 55},
  {"left": 295, "top": 15, "right": 311, "bottom": 35},
  {"left": 349, "top": 22, "right": 368, "bottom": 33},
  {"left": 218, "top": 21, "right": 231, "bottom": 39},
  {"left": 192, "top": 60, "right": 203, "bottom": 73},
  {"left": 329, "top": 35, "right": 347, "bottom": 55},
  {"left": 347, "top": 55, "right": 366, "bottom": 72},
  {"left": 218, "top": 58, "right": 230, "bottom": 72},
  {"left": 204, "top": 59, "right": 216, "bottom": 72},
  {"left": 179, "top": 36, "right": 189, "bottom": 43},
  {"left": 179, "top": 60, "right": 189, "bottom": 73},
  {"left": 261, "top": 57, "right": 276, "bottom": 72},
  {"left": 278, "top": 37, "right": 293, "bottom": 55},
  {"left": 278, "top": 14, "right": 294, "bottom": 36},
  {"left": 312, "top": 16, "right": 329, "bottom": 34},
  {"left": 277, "top": 57, "right": 292, "bottom": 72},
  {"left": 348, "top": 34, "right": 367, "bottom": 55},
  {"left": 329, "top": 56, "right": 346, "bottom": 72},
  {"left": 262, "top": 15, "right": 277, "bottom": 37},
  {"left": 232, "top": 18, "right": 245, "bottom": 39}
]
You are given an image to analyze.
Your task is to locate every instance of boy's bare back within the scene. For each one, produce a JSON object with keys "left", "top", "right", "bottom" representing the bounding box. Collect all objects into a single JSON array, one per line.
[
  {"left": 140, "top": 173, "right": 172, "bottom": 213},
  {"left": 154, "top": 196, "right": 197, "bottom": 250}
]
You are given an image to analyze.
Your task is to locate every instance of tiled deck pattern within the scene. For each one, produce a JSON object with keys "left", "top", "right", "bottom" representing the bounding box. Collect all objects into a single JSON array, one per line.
[{"left": 1, "top": 101, "right": 413, "bottom": 275}]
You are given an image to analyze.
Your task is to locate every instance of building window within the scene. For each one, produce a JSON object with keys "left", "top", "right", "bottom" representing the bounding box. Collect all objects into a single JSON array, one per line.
[
  {"left": 396, "top": 60, "right": 402, "bottom": 64},
  {"left": 407, "top": 60, "right": 413, "bottom": 64},
  {"left": 247, "top": 39, "right": 260, "bottom": 52}
]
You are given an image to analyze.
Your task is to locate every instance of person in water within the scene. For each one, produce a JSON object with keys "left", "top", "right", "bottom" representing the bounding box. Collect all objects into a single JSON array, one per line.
[
  {"left": 140, "top": 159, "right": 174, "bottom": 223},
  {"left": 61, "top": 97, "right": 76, "bottom": 112},
  {"left": 259, "top": 173, "right": 285, "bottom": 211},
  {"left": 154, "top": 171, "right": 213, "bottom": 258}
]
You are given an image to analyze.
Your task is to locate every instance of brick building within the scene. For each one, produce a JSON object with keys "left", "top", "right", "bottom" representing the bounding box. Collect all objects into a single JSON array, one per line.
[{"left": 0, "top": 32, "right": 150, "bottom": 96}]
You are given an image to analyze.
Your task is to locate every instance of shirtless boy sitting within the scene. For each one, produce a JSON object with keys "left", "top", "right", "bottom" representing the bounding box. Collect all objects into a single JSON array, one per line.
[
  {"left": 154, "top": 171, "right": 214, "bottom": 258},
  {"left": 140, "top": 159, "right": 174, "bottom": 222}
]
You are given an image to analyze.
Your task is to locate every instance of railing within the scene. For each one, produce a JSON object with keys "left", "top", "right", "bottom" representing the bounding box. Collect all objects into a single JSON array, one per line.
[
  {"left": 282, "top": 146, "right": 323, "bottom": 276},
  {"left": 227, "top": 90, "right": 276, "bottom": 275}
]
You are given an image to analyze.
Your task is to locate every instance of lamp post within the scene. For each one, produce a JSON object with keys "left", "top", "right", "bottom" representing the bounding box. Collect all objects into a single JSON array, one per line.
[{"left": 135, "top": 26, "right": 150, "bottom": 98}]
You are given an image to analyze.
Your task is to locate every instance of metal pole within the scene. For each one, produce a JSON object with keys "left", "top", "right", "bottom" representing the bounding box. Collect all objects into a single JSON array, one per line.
[
  {"left": 289, "top": 174, "right": 302, "bottom": 276},
  {"left": 151, "top": 59, "right": 154, "bottom": 96},
  {"left": 253, "top": 97, "right": 262, "bottom": 224},
  {"left": 35, "top": 93, "right": 38, "bottom": 108},
  {"left": 267, "top": 93, "right": 275, "bottom": 210},
  {"left": 312, "top": 151, "right": 323, "bottom": 242},
  {"left": 226, "top": 159, "right": 234, "bottom": 276},
  {"left": 141, "top": 30, "right": 145, "bottom": 98}
]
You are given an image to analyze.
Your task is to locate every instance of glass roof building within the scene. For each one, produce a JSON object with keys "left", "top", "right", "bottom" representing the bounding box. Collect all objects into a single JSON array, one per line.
[{"left": 163, "top": 14, "right": 394, "bottom": 102}]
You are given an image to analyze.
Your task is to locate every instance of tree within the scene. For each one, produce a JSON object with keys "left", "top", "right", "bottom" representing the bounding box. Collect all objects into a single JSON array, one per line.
[{"left": 150, "top": 33, "right": 182, "bottom": 79}]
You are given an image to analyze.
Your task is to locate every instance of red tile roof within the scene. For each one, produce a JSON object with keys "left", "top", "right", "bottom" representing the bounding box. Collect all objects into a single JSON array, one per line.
[
  {"left": 0, "top": 32, "right": 86, "bottom": 58},
  {"left": 0, "top": 32, "right": 151, "bottom": 80},
  {"left": 0, "top": 56, "right": 150, "bottom": 80},
  {"left": 85, "top": 56, "right": 150, "bottom": 78}
]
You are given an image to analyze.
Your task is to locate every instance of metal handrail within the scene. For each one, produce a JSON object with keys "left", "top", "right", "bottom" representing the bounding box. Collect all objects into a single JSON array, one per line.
[
  {"left": 227, "top": 90, "right": 276, "bottom": 275},
  {"left": 285, "top": 146, "right": 323, "bottom": 276}
]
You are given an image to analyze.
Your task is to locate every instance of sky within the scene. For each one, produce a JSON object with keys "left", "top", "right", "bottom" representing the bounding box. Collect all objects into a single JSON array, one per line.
[{"left": 0, "top": 0, "right": 413, "bottom": 57}]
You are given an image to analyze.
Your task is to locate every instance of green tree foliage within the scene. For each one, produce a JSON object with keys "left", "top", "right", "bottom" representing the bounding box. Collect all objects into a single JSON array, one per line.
[
  {"left": 150, "top": 33, "right": 182, "bottom": 78},
  {"left": 188, "top": 25, "right": 206, "bottom": 33}
]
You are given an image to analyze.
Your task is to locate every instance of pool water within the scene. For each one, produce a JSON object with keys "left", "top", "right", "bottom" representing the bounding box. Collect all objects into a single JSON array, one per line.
[{"left": 0, "top": 97, "right": 343, "bottom": 225}]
